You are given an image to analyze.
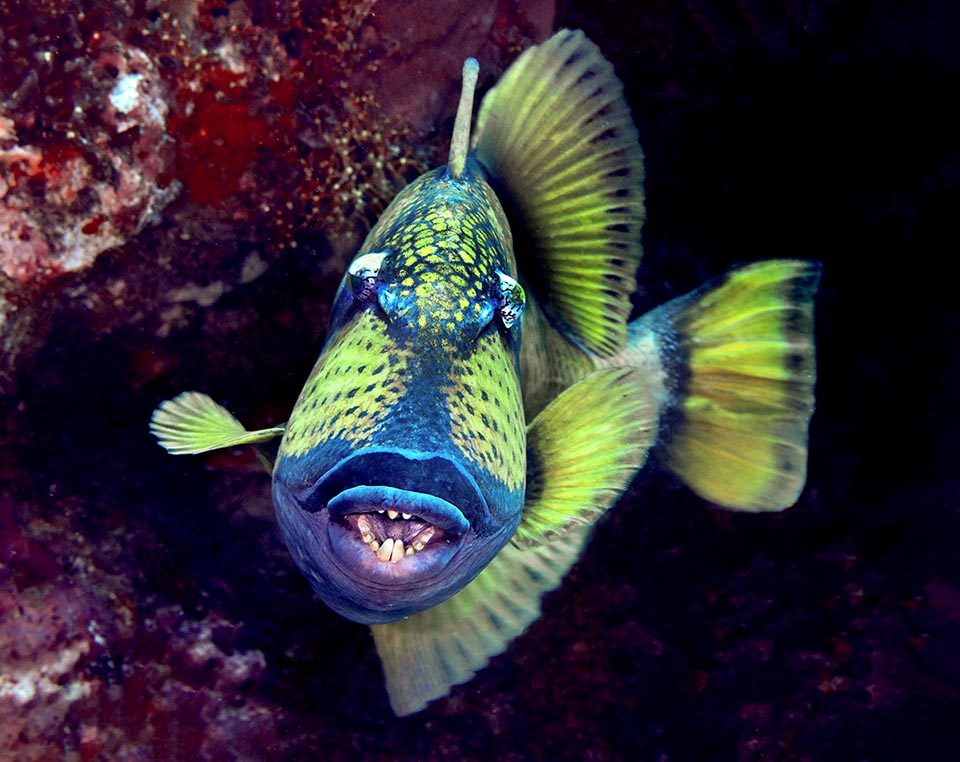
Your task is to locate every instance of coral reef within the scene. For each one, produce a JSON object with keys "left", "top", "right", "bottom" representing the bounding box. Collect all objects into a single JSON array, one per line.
[
  {"left": 0, "top": 494, "right": 278, "bottom": 761},
  {"left": 0, "top": 0, "right": 552, "bottom": 390}
]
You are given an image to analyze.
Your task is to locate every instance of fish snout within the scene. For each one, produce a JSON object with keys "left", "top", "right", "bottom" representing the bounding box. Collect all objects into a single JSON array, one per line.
[{"left": 272, "top": 449, "right": 502, "bottom": 623}]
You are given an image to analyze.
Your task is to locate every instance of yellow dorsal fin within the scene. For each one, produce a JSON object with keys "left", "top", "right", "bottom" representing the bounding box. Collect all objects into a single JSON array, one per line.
[{"left": 473, "top": 30, "right": 645, "bottom": 356}]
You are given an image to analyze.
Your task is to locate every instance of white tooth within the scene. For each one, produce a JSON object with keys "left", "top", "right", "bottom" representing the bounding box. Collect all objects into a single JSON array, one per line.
[
  {"left": 390, "top": 539, "right": 405, "bottom": 563},
  {"left": 357, "top": 516, "right": 375, "bottom": 544},
  {"left": 377, "top": 509, "right": 385, "bottom": 514},
  {"left": 405, "top": 545, "right": 415, "bottom": 556},
  {"left": 378, "top": 538, "right": 394, "bottom": 561},
  {"left": 387, "top": 510, "right": 399, "bottom": 520},
  {"left": 370, "top": 540, "right": 380, "bottom": 551},
  {"left": 413, "top": 527, "right": 436, "bottom": 552},
  {"left": 402, "top": 513, "right": 412, "bottom": 520}
]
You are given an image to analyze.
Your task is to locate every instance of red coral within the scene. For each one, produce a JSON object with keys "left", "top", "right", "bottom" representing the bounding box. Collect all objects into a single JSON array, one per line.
[{"left": 170, "top": 66, "right": 285, "bottom": 206}]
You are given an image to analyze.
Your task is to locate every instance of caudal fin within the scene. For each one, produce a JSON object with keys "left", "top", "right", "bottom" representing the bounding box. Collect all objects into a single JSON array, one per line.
[{"left": 638, "top": 259, "right": 822, "bottom": 511}]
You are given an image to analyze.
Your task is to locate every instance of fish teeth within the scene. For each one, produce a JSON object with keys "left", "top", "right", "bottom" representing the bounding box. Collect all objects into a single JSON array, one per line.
[
  {"left": 413, "top": 527, "right": 435, "bottom": 552},
  {"left": 377, "top": 538, "right": 394, "bottom": 562},
  {"left": 357, "top": 515, "right": 436, "bottom": 561},
  {"left": 357, "top": 515, "right": 375, "bottom": 544},
  {"left": 422, "top": 527, "right": 435, "bottom": 542}
]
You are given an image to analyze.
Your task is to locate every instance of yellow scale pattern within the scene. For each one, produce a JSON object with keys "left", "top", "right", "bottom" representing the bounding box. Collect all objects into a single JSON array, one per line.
[
  {"left": 279, "top": 310, "right": 410, "bottom": 459},
  {"left": 280, "top": 166, "right": 525, "bottom": 490},
  {"left": 372, "top": 173, "right": 509, "bottom": 338},
  {"left": 355, "top": 170, "right": 527, "bottom": 486},
  {"left": 443, "top": 334, "right": 526, "bottom": 492}
]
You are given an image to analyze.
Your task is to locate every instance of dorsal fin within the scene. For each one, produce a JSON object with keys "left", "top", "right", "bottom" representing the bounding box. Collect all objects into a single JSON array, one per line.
[
  {"left": 473, "top": 30, "right": 645, "bottom": 357},
  {"left": 448, "top": 58, "right": 479, "bottom": 180}
]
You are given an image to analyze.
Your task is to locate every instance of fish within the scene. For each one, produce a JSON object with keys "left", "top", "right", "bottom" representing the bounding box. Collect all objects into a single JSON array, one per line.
[{"left": 150, "top": 30, "right": 821, "bottom": 716}]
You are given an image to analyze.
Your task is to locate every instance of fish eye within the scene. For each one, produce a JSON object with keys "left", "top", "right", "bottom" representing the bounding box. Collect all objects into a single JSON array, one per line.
[
  {"left": 346, "top": 251, "right": 388, "bottom": 303},
  {"left": 495, "top": 271, "right": 524, "bottom": 329}
]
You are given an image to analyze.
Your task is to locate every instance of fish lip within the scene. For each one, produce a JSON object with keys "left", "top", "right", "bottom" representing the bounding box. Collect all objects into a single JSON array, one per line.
[
  {"left": 306, "top": 448, "right": 488, "bottom": 530},
  {"left": 326, "top": 486, "right": 470, "bottom": 536},
  {"left": 303, "top": 449, "right": 486, "bottom": 587}
]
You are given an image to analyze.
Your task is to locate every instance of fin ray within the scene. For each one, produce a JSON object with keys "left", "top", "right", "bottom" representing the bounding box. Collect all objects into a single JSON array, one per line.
[
  {"left": 640, "top": 259, "right": 821, "bottom": 511},
  {"left": 474, "top": 29, "right": 645, "bottom": 357},
  {"left": 516, "top": 367, "right": 656, "bottom": 546},
  {"left": 371, "top": 529, "right": 589, "bottom": 716},
  {"left": 149, "top": 391, "right": 285, "bottom": 455}
]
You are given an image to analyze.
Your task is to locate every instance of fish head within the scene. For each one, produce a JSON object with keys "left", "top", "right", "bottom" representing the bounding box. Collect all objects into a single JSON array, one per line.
[{"left": 272, "top": 170, "right": 528, "bottom": 624}]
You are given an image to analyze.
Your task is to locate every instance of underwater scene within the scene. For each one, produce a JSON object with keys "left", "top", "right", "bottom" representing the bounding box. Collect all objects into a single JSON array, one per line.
[{"left": 1, "top": 0, "right": 958, "bottom": 759}]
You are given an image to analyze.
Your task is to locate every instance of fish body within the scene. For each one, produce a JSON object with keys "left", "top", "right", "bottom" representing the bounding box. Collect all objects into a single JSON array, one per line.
[
  {"left": 151, "top": 30, "right": 821, "bottom": 715},
  {"left": 272, "top": 162, "right": 528, "bottom": 623}
]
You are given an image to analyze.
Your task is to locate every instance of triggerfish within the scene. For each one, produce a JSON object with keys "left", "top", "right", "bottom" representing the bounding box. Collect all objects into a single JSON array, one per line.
[{"left": 150, "top": 30, "right": 821, "bottom": 715}]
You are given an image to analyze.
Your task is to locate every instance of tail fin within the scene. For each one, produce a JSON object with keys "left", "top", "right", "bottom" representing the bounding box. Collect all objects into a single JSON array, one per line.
[{"left": 638, "top": 259, "right": 822, "bottom": 511}]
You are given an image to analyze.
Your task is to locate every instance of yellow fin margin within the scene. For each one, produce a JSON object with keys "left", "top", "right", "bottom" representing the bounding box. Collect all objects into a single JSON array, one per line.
[
  {"left": 658, "top": 259, "right": 822, "bottom": 511},
  {"left": 473, "top": 29, "right": 645, "bottom": 357}
]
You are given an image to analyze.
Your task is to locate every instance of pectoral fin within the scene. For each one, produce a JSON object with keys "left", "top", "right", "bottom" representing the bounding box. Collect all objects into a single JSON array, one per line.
[
  {"left": 371, "top": 367, "right": 655, "bottom": 716},
  {"left": 515, "top": 367, "right": 656, "bottom": 547},
  {"left": 149, "top": 391, "right": 285, "bottom": 455}
]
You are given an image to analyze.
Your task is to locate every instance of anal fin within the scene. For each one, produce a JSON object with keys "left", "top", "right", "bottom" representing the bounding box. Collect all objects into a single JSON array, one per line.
[{"left": 370, "top": 529, "right": 589, "bottom": 716}]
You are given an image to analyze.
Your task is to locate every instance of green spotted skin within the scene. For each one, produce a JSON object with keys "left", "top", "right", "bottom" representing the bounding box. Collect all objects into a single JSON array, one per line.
[
  {"left": 276, "top": 162, "right": 526, "bottom": 521},
  {"left": 280, "top": 309, "right": 410, "bottom": 458}
]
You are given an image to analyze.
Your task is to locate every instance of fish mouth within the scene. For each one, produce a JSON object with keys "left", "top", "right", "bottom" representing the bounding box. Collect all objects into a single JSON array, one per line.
[{"left": 306, "top": 450, "right": 484, "bottom": 585}]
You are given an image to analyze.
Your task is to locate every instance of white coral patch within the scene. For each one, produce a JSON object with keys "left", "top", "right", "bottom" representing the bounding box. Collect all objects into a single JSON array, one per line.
[
  {"left": 0, "top": 640, "right": 92, "bottom": 707},
  {"left": 109, "top": 72, "right": 144, "bottom": 115}
]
